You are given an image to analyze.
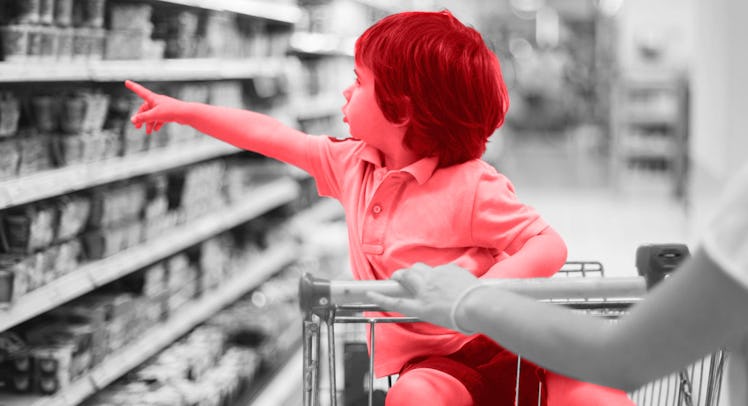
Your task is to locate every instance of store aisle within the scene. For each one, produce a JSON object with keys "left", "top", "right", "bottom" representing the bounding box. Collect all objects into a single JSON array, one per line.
[
  {"left": 520, "top": 188, "right": 689, "bottom": 278},
  {"left": 495, "top": 131, "right": 691, "bottom": 278}
]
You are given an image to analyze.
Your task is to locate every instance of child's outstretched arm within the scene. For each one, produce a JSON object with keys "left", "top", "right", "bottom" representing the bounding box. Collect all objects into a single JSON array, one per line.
[
  {"left": 482, "top": 227, "right": 567, "bottom": 279},
  {"left": 125, "top": 80, "right": 313, "bottom": 171}
]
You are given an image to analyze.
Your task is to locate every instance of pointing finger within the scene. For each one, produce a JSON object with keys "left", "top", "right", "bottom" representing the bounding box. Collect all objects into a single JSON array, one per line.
[{"left": 125, "top": 80, "right": 155, "bottom": 104}]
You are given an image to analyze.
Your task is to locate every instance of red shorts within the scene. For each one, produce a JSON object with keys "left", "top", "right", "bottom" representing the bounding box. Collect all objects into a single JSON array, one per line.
[{"left": 399, "top": 335, "right": 547, "bottom": 406}]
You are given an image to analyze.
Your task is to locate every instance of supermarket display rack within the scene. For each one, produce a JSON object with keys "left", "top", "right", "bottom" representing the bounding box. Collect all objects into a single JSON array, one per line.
[
  {"left": 0, "top": 0, "right": 334, "bottom": 404},
  {"left": 0, "top": 178, "right": 300, "bottom": 332}
]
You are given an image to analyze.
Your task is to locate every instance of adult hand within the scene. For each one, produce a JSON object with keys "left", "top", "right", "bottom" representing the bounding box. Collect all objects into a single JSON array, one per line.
[
  {"left": 125, "top": 80, "right": 185, "bottom": 134},
  {"left": 367, "top": 262, "right": 481, "bottom": 332}
]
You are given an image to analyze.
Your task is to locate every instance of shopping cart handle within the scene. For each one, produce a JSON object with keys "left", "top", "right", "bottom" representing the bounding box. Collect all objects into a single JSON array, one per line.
[
  {"left": 299, "top": 273, "right": 407, "bottom": 312},
  {"left": 299, "top": 273, "right": 648, "bottom": 313}
]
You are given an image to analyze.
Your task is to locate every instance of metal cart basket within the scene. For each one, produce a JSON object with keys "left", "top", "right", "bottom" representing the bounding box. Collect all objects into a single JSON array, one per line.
[{"left": 299, "top": 261, "right": 726, "bottom": 406}]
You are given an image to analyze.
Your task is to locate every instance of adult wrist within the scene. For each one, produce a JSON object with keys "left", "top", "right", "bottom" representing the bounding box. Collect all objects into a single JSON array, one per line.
[{"left": 449, "top": 283, "right": 484, "bottom": 335}]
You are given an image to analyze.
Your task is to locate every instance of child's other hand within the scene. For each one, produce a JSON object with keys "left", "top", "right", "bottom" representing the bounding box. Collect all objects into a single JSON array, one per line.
[
  {"left": 125, "top": 80, "right": 185, "bottom": 135},
  {"left": 367, "top": 263, "right": 480, "bottom": 331}
]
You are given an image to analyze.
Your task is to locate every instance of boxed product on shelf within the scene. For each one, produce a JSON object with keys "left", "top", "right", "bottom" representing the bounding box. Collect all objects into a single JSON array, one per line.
[
  {"left": 82, "top": 220, "right": 143, "bottom": 260},
  {"left": 88, "top": 182, "right": 146, "bottom": 229},
  {"left": 56, "top": 27, "right": 74, "bottom": 60},
  {"left": 199, "top": 235, "right": 233, "bottom": 291},
  {"left": 60, "top": 92, "right": 110, "bottom": 135},
  {"left": 36, "top": 25, "right": 60, "bottom": 60},
  {"left": 152, "top": 10, "right": 200, "bottom": 59},
  {"left": 71, "top": 27, "right": 104, "bottom": 60},
  {"left": 1, "top": 203, "right": 57, "bottom": 253},
  {"left": 17, "top": 132, "right": 52, "bottom": 175},
  {"left": 31, "top": 95, "right": 59, "bottom": 133},
  {"left": 0, "top": 25, "right": 30, "bottom": 62},
  {"left": 50, "top": 238, "right": 81, "bottom": 277},
  {"left": 104, "top": 29, "right": 151, "bottom": 60},
  {"left": 54, "top": 195, "right": 91, "bottom": 242},
  {"left": 47, "top": 301, "right": 107, "bottom": 366},
  {"left": 30, "top": 344, "right": 74, "bottom": 394},
  {"left": 50, "top": 133, "right": 86, "bottom": 166},
  {"left": 109, "top": 3, "right": 153, "bottom": 31},
  {"left": 55, "top": 0, "right": 74, "bottom": 27},
  {"left": 0, "top": 254, "right": 28, "bottom": 301},
  {"left": 0, "top": 138, "right": 20, "bottom": 180},
  {"left": 142, "top": 262, "right": 167, "bottom": 298},
  {"left": 73, "top": 0, "right": 106, "bottom": 29},
  {"left": 0, "top": 92, "right": 20, "bottom": 137}
]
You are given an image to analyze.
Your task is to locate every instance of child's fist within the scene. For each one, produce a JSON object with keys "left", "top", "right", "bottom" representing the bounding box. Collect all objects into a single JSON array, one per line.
[{"left": 125, "top": 80, "right": 185, "bottom": 134}]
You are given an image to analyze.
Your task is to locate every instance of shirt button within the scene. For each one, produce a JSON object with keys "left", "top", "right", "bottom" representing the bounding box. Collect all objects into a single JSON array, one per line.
[{"left": 372, "top": 205, "right": 382, "bottom": 214}]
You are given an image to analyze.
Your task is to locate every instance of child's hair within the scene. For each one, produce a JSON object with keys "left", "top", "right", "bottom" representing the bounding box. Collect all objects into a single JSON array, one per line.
[{"left": 355, "top": 10, "right": 509, "bottom": 168}]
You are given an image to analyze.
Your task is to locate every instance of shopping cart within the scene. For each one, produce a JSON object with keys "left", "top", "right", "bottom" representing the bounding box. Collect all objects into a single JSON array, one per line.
[{"left": 299, "top": 258, "right": 726, "bottom": 406}]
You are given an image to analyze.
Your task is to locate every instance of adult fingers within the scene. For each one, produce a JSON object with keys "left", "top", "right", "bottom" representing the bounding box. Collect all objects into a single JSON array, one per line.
[
  {"left": 366, "top": 292, "right": 418, "bottom": 314},
  {"left": 391, "top": 265, "right": 430, "bottom": 294},
  {"left": 125, "top": 80, "right": 155, "bottom": 104}
]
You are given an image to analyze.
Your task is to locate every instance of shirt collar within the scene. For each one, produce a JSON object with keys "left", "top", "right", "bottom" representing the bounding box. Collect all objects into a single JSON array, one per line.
[{"left": 358, "top": 143, "right": 439, "bottom": 185}]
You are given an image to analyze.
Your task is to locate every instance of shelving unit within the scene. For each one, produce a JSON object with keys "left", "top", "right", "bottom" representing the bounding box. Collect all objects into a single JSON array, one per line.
[
  {"left": 610, "top": 69, "right": 689, "bottom": 198},
  {"left": 0, "top": 241, "right": 298, "bottom": 406},
  {"left": 0, "top": 177, "right": 299, "bottom": 332},
  {"left": 0, "top": 1, "right": 351, "bottom": 404}
]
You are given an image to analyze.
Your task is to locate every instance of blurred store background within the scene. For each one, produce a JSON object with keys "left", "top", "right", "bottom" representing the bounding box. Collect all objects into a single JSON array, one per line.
[{"left": 0, "top": 0, "right": 746, "bottom": 405}]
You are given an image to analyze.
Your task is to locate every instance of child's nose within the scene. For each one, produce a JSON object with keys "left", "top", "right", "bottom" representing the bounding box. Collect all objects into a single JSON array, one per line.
[{"left": 343, "top": 86, "right": 352, "bottom": 100}]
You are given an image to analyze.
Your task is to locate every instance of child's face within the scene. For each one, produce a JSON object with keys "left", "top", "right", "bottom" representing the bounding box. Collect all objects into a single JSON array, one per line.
[{"left": 342, "top": 63, "right": 401, "bottom": 149}]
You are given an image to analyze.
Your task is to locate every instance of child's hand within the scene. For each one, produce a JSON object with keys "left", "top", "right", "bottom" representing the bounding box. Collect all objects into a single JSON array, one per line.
[
  {"left": 367, "top": 263, "right": 481, "bottom": 332},
  {"left": 125, "top": 80, "right": 186, "bottom": 135}
]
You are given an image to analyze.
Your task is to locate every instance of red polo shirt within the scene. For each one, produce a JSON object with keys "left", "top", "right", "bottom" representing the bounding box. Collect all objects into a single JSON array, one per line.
[{"left": 301, "top": 135, "right": 550, "bottom": 376}]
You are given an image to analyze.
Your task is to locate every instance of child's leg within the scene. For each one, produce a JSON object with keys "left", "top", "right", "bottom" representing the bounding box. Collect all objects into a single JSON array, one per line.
[
  {"left": 386, "top": 368, "right": 472, "bottom": 406},
  {"left": 546, "top": 372, "right": 635, "bottom": 406}
]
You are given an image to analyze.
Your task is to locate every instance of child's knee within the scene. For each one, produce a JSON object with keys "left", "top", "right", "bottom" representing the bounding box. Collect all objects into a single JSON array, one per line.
[
  {"left": 546, "top": 373, "right": 634, "bottom": 406},
  {"left": 386, "top": 369, "right": 471, "bottom": 406}
]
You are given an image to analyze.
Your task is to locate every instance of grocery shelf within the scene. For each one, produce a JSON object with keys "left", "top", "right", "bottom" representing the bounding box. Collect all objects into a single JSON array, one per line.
[
  {"left": 0, "top": 57, "right": 286, "bottom": 83},
  {"left": 0, "top": 241, "right": 298, "bottom": 406},
  {"left": 289, "top": 198, "right": 344, "bottom": 229},
  {"left": 152, "top": 0, "right": 302, "bottom": 24},
  {"left": 0, "top": 178, "right": 300, "bottom": 332},
  {"left": 249, "top": 342, "right": 303, "bottom": 406},
  {"left": 0, "top": 139, "right": 241, "bottom": 210}
]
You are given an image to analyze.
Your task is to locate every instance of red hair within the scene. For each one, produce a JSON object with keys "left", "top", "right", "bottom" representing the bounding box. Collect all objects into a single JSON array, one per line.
[{"left": 355, "top": 10, "right": 509, "bottom": 168}]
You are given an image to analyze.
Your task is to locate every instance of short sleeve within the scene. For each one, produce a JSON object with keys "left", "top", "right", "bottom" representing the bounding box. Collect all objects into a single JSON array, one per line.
[
  {"left": 702, "top": 164, "right": 748, "bottom": 289},
  {"left": 470, "top": 169, "right": 549, "bottom": 254},
  {"left": 304, "top": 135, "right": 363, "bottom": 200}
]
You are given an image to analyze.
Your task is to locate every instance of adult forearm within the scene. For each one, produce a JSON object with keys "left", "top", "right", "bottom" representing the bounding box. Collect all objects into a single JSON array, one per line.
[
  {"left": 456, "top": 248, "right": 748, "bottom": 392},
  {"left": 457, "top": 287, "right": 637, "bottom": 389}
]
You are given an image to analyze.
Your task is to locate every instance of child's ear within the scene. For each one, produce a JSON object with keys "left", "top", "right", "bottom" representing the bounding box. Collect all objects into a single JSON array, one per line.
[{"left": 393, "top": 95, "right": 412, "bottom": 127}]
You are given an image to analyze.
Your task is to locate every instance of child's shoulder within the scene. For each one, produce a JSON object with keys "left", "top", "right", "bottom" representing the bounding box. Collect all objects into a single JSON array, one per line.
[
  {"left": 432, "top": 159, "right": 514, "bottom": 193},
  {"left": 442, "top": 159, "right": 511, "bottom": 182}
]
